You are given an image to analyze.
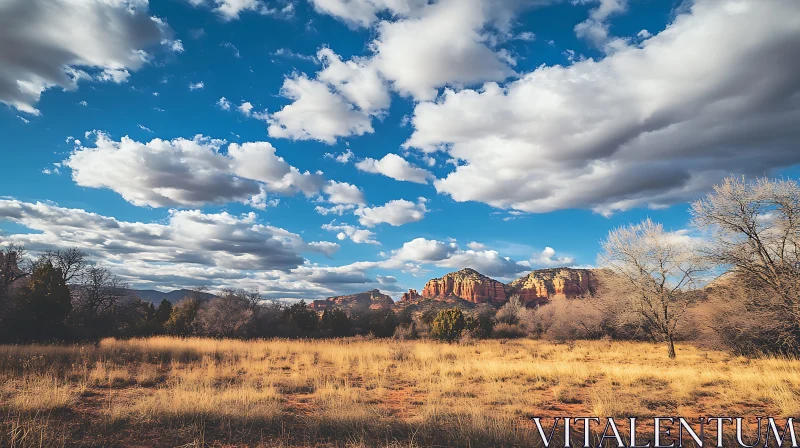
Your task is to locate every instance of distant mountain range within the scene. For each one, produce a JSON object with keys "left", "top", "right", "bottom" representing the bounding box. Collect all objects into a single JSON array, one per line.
[
  {"left": 128, "top": 267, "right": 599, "bottom": 309},
  {"left": 307, "top": 267, "right": 600, "bottom": 313},
  {"left": 409, "top": 267, "right": 598, "bottom": 307},
  {"left": 129, "top": 288, "right": 217, "bottom": 304}
]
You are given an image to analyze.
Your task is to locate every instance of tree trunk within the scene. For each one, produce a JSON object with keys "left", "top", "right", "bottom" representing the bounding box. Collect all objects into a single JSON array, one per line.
[{"left": 667, "top": 334, "right": 676, "bottom": 359}]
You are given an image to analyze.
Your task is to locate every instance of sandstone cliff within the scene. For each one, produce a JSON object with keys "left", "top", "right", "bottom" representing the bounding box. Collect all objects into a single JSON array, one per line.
[
  {"left": 401, "top": 289, "right": 422, "bottom": 302},
  {"left": 310, "top": 289, "right": 394, "bottom": 311},
  {"left": 416, "top": 267, "right": 598, "bottom": 307},
  {"left": 507, "top": 268, "right": 597, "bottom": 306},
  {"left": 421, "top": 268, "right": 508, "bottom": 304}
]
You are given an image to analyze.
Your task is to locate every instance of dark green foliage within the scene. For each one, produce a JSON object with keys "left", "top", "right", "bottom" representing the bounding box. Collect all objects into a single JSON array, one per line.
[
  {"left": 250, "top": 301, "right": 284, "bottom": 337},
  {"left": 282, "top": 300, "right": 318, "bottom": 333},
  {"left": 431, "top": 307, "right": 466, "bottom": 342},
  {"left": 396, "top": 307, "right": 414, "bottom": 326},
  {"left": 419, "top": 309, "right": 438, "bottom": 326},
  {"left": 9, "top": 261, "right": 72, "bottom": 341},
  {"left": 0, "top": 244, "right": 406, "bottom": 342},
  {"left": 360, "top": 309, "right": 398, "bottom": 338},
  {"left": 164, "top": 298, "right": 201, "bottom": 336},
  {"left": 69, "top": 265, "right": 128, "bottom": 339},
  {"left": 465, "top": 309, "right": 495, "bottom": 339},
  {"left": 319, "top": 308, "right": 353, "bottom": 337},
  {"left": 115, "top": 297, "right": 160, "bottom": 337},
  {"left": 155, "top": 299, "right": 172, "bottom": 325}
]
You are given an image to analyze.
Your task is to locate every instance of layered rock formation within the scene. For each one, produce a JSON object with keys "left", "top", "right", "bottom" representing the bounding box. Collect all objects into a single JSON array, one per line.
[
  {"left": 421, "top": 268, "right": 508, "bottom": 304},
  {"left": 401, "top": 289, "right": 422, "bottom": 302},
  {"left": 310, "top": 268, "right": 598, "bottom": 313},
  {"left": 310, "top": 289, "right": 394, "bottom": 311},
  {"left": 507, "top": 268, "right": 597, "bottom": 306},
  {"left": 415, "top": 267, "right": 598, "bottom": 307}
]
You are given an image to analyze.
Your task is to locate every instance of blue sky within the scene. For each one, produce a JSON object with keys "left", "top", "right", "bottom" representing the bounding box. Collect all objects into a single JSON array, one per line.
[{"left": 1, "top": 0, "right": 799, "bottom": 299}]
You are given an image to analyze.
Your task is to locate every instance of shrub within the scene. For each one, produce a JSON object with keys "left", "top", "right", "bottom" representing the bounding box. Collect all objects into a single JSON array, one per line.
[
  {"left": 697, "top": 275, "right": 800, "bottom": 355},
  {"left": 392, "top": 324, "right": 416, "bottom": 340},
  {"left": 465, "top": 309, "right": 494, "bottom": 339},
  {"left": 388, "top": 344, "right": 413, "bottom": 361},
  {"left": 250, "top": 301, "right": 285, "bottom": 338},
  {"left": 9, "top": 261, "right": 72, "bottom": 341},
  {"left": 319, "top": 308, "right": 353, "bottom": 337},
  {"left": 431, "top": 307, "right": 466, "bottom": 342},
  {"left": 495, "top": 296, "right": 523, "bottom": 325},
  {"left": 412, "top": 313, "right": 432, "bottom": 338},
  {"left": 282, "top": 300, "right": 318, "bottom": 334},
  {"left": 396, "top": 307, "right": 414, "bottom": 326},
  {"left": 352, "top": 308, "right": 399, "bottom": 338},
  {"left": 492, "top": 323, "right": 527, "bottom": 339},
  {"left": 154, "top": 299, "right": 172, "bottom": 326},
  {"left": 164, "top": 298, "right": 201, "bottom": 336},
  {"left": 195, "top": 295, "right": 253, "bottom": 338}
]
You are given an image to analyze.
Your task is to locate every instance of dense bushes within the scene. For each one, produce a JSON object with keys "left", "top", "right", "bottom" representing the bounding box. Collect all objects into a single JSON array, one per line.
[
  {"left": 430, "top": 308, "right": 466, "bottom": 342},
  {"left": 1, "top": 241, "right": 793, "bottom": 352},
  {"left": 319, "top": 308, "right": 353, "bottom": 337},
  {"left": 5, "top": 260, "right": 72, "bottom": 342},
  {"left": 694, "top": 275, "right": 800, "bottom": 356}
]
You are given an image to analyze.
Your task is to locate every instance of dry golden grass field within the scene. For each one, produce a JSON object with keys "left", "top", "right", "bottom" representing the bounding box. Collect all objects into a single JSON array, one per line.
[{"left": 1, "top": 337, "right": 799, "bottom": 447}]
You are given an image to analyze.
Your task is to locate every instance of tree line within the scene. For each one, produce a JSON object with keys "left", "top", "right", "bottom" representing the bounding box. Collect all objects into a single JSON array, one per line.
[
  {"left": 0, "top": 248, "right": 411, "bottom": 342},
  {"left": 1, "top": 176, "right": 799, "bottom": 358}
]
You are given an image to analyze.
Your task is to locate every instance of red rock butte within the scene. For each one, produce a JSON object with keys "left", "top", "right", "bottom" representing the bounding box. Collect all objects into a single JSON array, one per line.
[
  {"left": 311, "top": 268, "right": 599, "bottom": 313},
  {"left": 413, "top": 267, "right": 598, "bottom": 307},
  {"left": 421, "top": 268, "right": 507, "bottom": 304},
  {"left": 507, "top": 268, "right": 597, "bottom": 306}
]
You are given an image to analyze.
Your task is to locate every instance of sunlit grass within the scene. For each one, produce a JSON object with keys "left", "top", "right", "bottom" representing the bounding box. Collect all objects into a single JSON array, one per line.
[
  {"left": 4, "top": 376, "right": 82, "bottom": 412},
  {"left": 1, "top": 337, "right": 799, "bottom": 446}
]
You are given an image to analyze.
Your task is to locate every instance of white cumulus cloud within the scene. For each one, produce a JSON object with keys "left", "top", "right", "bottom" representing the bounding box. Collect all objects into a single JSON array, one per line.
[
  {"left": 405, "top": 0, "right": 800, "bottom": 216},
  {"left": 267, "top": 74, "right": 374, "bottom": 144},
  {"left": 64, "top": 133, "right": 323, "bottom": 208},
  {"left": 323, "top": 181, "right": 366, "bottom": 205},
  {"left": 356, "top": 153, "right": 432, "bottom": 184},
  {"left": 322, "top": 221, "right": 379, "bottom": 245},
  {"left": 355, "top": 197, "right": 427, "bottom": 227},
  {"left": 0, "top": 0, "right": 167, "bottom": 115}
]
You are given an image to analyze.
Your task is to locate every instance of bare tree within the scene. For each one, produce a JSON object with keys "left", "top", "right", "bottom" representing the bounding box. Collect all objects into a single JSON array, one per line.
[
  {"left": 496, "top": 295, "right": 525, "bottom": 325},
  {"left": 698, "top": 273, "right": 797, "bottom": 355},
  {"left": 75, "top": 265, "right": 128, "bottom": 318},
  {"left": 40, "top": 248, "right": 88, "bottom": 283},
  {"left": 599, "top": 219, "right": 707, "bottom": 358},
  {"left": 195, "top": 294, "right": 253, "bottom": 338},
  {"left": 0, "top": 244, "right": 28, "bottom": 290},
  {"left": 0, "top": 244, "right": 28, "bottom": 326},
  {"left": 692, "top": 176, "right": 800, "bottom": 336},
  {"left": 219, "top": 287, "right": 263, "bottom": 310}
]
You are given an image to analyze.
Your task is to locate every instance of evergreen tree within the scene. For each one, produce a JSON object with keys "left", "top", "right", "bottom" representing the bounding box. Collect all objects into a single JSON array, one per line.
[
  {"left": 319, "top": 308, "right": 353, "bottom": 337},
  {"left": 164, "top": 298, "right": 201, "bottom": 336},
  {"left": 431, "top": 307, "right": 466, "bottom": 342},
  {"left": 283, "top": 300, "right": 318, "bottom": 333},
  {"left": 11, "top": 261, "right": 72, "bottom": 341},
  {"left": 155, "top": 298, "right": 173, "bottom": 325}
]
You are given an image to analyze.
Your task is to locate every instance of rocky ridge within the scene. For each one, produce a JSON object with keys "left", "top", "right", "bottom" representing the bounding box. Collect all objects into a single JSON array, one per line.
[
  {"left": 309, "top": 289, "right": 394, "bottom": 312},
  {"left": 421, "top": 268, "right": 508, "bottom": 304},
  {"left": 403, "top": 267, "right": 598, "bottom": 307},
  {"left": 507, "top": 268, "right": 597, "bottom": 306},
  {"left": 311, "top": 268, "right": 599, "bottom": 313}
]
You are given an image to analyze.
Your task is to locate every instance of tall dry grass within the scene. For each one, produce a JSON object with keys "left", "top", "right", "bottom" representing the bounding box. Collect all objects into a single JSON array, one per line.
[{"left": 1, "top": 337, "right": 799, "bottom": 446}]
